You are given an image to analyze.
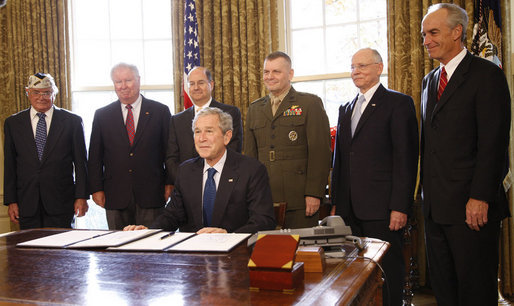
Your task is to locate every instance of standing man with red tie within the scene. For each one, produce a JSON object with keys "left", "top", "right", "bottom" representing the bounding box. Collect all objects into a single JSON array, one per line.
[
  {"left": 88, "top": 63, "right": 172, "bottom": 230},
  {"left": 421, "top": 4, "right": 511, "bottom": 305}
]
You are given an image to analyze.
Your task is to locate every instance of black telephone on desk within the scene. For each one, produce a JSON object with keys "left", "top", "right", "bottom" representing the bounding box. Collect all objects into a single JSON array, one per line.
[{"left": 248, "top": 216, "right": 365, "bottom": 251}]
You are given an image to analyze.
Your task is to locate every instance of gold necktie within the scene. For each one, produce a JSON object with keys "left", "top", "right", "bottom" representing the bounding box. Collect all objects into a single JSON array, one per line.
[
  {"left": 271, "top": 97, "right": 281, "bottom": 116},
  {"left": 195, "top": 106, "right": 202, "bottom": 115}
]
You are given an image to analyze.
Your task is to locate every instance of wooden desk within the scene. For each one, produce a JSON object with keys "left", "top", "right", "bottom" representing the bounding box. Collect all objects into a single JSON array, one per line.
[{"left": 0, "top": 230, "right": 388, "bottom": 305}]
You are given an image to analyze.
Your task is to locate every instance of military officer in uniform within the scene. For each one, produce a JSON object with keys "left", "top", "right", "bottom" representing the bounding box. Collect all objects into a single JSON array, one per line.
[{"left": 244, "top": 51, "right": 331, "bottom": 229}]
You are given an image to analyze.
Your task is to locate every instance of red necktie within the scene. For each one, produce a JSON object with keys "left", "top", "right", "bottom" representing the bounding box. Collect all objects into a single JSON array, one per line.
[
  {"left": 437, "top": 67, "right": 447, "bottom": 101},
  {"left": 126, "top": 105, "right": 135, "bottom": 146}
]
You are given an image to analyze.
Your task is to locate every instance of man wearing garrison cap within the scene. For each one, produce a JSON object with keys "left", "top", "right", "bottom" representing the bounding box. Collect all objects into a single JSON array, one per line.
[{"left": 3, "top": 73, "right": 89, "bottom": 229}]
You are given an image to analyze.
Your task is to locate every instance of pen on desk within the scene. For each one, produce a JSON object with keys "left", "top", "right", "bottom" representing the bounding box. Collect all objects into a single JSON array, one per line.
[{"left": 160, "top": 232, "right": 175, "bottom": 240}]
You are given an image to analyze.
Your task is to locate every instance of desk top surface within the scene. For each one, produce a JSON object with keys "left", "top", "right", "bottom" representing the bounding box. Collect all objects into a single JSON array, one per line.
[{"left": 0, "top": 229, "right": 388, "bottom": 305}]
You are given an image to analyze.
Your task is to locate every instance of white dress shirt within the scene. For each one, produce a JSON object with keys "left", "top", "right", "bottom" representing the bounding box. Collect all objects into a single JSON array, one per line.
[
  {"left": 194, "top": 98, "right": 213, "bottom": 115},
  {"left": 439, "top": 47, "right": 467, "bottom": 82},
  {"left": 120, "top": 94, "right": 142, "bottom": 130},
  {"left": 30, "top": 106, "right": 54, "bottom": 137},
  {"left": 353, "top": 82, "right": 381, "bottom": 118},
  {"left": 202, "top": 149, "right": 227, "bottom": 196}
]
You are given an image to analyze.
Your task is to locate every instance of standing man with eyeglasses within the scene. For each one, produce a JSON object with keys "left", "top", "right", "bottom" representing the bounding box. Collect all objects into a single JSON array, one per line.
[
  {"left": 166, "top": 66, "right": 242, "bottom": 185},
  {"left": 88, "top": 63, "right": 172, "bottom": 230},
  {"left": 3, "top": 73, "right": 89, "bottom": 229},
  {"left": 245, "top": 51, "right": 331, "bottom": 229},
  {"left": 331, "top": 48, "right": 418, "bottom": 305}
]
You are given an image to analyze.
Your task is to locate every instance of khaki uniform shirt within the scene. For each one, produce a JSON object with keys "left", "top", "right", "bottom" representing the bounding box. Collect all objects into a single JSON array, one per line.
[{"left": 244, "top": 87, "right": 331, "bottom": 218}]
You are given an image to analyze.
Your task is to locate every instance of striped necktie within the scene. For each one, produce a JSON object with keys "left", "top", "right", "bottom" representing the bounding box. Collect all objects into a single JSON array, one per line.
[
  {"left": 437, "top": 67, "right": 447, "bottom": 101},
  {"left": 126, "top": 105, "right": 135, "bottom": 146}
]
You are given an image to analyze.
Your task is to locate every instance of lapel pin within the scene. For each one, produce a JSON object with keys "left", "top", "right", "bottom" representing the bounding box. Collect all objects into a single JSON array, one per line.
[
  {"left": 228, "top": 178, "right": 233, "bottom": 182},
  {"left": 145, "top": 112, "right": 150, "bottom": 115},
  {"left": 371, "top": 104, "right": 376, "bottom": 106}
]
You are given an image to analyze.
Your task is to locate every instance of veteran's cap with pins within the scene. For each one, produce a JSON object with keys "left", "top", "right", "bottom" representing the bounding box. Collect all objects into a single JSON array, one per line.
[{"left": 26, "top": 72, "right": 58, "bottom": 93}]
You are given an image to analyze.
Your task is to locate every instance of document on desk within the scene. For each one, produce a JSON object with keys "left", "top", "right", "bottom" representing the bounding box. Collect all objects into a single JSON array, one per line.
[
  {"left": 107, "top": 232, "right": 195, "bottom": 251},
  {"left": 67, "top": 229, "right": 162, "bottom": 248},
  {"left": 17, "top": 230, "right": 112, "bottom": 248},
  {"left": 167, "top": 233, "right": 251, "bottom": 252}
]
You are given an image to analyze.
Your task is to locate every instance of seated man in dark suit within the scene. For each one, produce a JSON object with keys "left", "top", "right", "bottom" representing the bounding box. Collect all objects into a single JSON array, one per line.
[
  {"left": 125, "top": 107, "right": 275, "bottom": 233},
  {"left": 166, "top": 66, "right": 243, "bottom": 185}
]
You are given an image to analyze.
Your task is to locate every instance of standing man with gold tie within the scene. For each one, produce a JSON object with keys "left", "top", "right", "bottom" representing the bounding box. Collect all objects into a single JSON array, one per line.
[
  {"left": 166, "top": 66, "right": 242, "bottom": 185},
  {"left": 245, "top": 51, "right": 331, "bottom": 229}
]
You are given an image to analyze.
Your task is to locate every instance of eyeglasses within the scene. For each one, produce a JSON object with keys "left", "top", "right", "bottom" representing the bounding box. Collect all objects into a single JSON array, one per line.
[
  {"left": 30, "top": 90, "right": 53, "bottom": 98},
  {"left": 350, "top": 63, "right": 379, "bottom": 71}
]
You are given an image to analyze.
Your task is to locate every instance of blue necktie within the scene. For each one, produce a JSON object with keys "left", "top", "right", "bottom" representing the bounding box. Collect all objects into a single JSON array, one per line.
[
  {"left": 351, "top": 94, "right": 365, "bottom": 137},
  {"left": 203, "top": 168, "right": 217, "bottom": 227},
  {"left": 35, "top": 112, "right": 47, "bottom": 160}
]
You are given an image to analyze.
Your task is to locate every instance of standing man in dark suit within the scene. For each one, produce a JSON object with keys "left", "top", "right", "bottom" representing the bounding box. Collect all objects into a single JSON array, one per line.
[
  {"left": 88, "top": 63, "right": 172, "bottom": 230},
  {"left": 125, "top": 107, "right": 275, "bottom": 233},
  {"left": 166, "top": 66, "right": 242, "bottom": 184},
  {"left": 4, "top": 73, "right": 88, "bottom": 229},
  {"left": 331, "top": 48, "right": 418, "bottom": 306},
  {"left": 421, "top": 4, "right": 510, "bottom": 305},
  {"left": 245, "top": 51, "right": 331, "bottom": 229}
]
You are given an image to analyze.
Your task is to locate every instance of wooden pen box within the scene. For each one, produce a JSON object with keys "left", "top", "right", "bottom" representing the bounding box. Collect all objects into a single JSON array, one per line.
[{"left": 248, "top": 234, "right": 304, "bottom": 291}]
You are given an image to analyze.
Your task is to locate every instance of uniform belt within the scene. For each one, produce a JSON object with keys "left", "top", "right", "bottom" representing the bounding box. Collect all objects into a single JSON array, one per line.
[{"left": 259, "top": 148, "right": 307, "bottom": 162}]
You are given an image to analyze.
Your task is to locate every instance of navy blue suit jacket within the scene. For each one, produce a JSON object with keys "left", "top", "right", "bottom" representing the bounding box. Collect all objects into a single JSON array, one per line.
[
  {"left": 166, "top": 100, "right": 242, "bottom": 184},
  {"left": 421, "top": 52, "right": 511, "bottom": 224},
  {"left": 332, "top": 84, "right": 419, "bottom": 221},
  {"left": 152, "top": 149, "right": 275, "bottom": 233},
  {"left": 4, "top": 107, "right": 88, "bottom": 217},
  {"left": 88, "top": 96, "right": 171, "bottom": 209}
]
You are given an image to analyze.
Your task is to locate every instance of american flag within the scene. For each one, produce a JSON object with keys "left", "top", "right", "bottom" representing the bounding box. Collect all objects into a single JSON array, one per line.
[
  {"left": 470, "top": 0, "right": 502, "bottom": 68},
  {"left": 183, "top": 0, "right": 200, "bottom": 109}
]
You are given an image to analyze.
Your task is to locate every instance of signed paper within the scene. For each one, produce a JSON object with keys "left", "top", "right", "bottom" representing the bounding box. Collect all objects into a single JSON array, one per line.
[
  {"left": 17, "top": 230, "right": 111, "bottom": 248},
  {"left": 108, "top": 232, "right": 195, "bottom": 251},
  {"left": 67, "top": 229, "right": 162, "bottom": 248},
  {"left": 167, "top": 233, "right": 250, "bottom": 252}
]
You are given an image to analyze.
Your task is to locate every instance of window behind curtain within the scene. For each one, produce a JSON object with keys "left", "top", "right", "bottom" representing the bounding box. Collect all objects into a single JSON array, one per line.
[
  {"left": 286, "top": 0, "right": 388, "bottom": 126},
  {"left": 69, "top": 0, "right": 174, "bottom": 229},
  {"left": 70, "top": 0, "right": 174, "bottom": 143}
]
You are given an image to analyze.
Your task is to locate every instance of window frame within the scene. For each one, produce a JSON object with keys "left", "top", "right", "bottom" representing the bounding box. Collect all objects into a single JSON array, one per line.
[
  {"left": 282, "top": 0, "right": 388, "bottom": 126},
  {"left": 68, "top": 0, "right": 174, "bottom": 105}
]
